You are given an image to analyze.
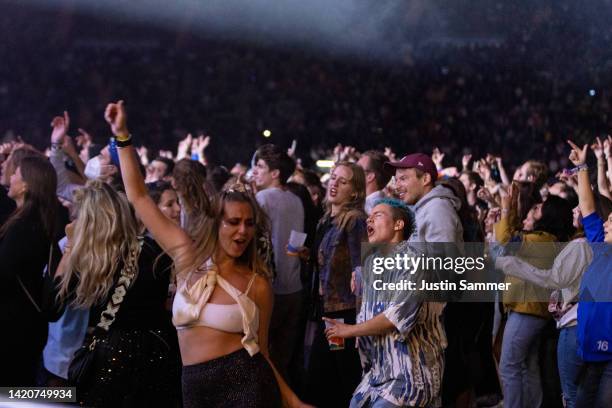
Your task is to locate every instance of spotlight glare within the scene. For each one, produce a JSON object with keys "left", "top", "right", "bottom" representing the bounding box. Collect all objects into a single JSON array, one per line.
[
  {"left": 316, "top": 160, "right": 334, "bottom": 168},
  {"left": 263, "top": 129, "right": 272, "bottom": 137}
]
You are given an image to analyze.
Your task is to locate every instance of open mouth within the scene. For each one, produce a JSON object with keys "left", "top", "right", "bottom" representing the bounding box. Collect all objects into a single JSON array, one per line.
[
  {"left": 367, "top": 225, "right": 375, "bottom": 236},
  {"left": 329, "top": 187, "right": 337, "bottom": 197}
]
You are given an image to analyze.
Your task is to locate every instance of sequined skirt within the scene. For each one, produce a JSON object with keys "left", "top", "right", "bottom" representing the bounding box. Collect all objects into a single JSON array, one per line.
[
  {"left": 182, "top": 348, "right": 281, "bottom": 408},
  {"left": 77, "top": 327, "right": 181, "bottom": 407}
]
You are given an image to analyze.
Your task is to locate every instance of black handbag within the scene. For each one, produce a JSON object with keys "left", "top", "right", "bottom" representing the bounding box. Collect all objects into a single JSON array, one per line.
[{"left": 68, "top": 240, "right": 142, "bottom": 385}]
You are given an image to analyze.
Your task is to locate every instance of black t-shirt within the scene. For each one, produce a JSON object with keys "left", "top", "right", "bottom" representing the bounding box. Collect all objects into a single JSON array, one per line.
[
  {"left": 47, "top": 236, "right": 174, "bottom": 330},
  {"left": 88, "top": 237, "right": 173, "bottom": 330},
  {"left": 0, "top": 210, "right": 51, "bottom": 331}
]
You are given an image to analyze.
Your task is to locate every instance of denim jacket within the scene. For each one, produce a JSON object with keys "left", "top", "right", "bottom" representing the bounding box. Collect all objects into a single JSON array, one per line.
[{"left": 316, "top": 213, "right": 367, "bottom": 313}]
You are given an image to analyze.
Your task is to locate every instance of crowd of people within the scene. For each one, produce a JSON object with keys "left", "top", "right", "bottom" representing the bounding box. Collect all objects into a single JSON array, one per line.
[
  {"left": 3, "top": 1, "right": 612, "bottom": 172},
  {"left": 0, "top": 97, "right": 610, "bottom": 407},
  {"left": 1, "top": 3, "right": 612, "bottom": 407}
]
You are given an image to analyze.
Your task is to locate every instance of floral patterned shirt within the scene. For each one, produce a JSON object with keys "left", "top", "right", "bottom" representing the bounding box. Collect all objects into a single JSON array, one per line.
[{"left": 317, "top": 215, "right": 367, "bottom": 313}]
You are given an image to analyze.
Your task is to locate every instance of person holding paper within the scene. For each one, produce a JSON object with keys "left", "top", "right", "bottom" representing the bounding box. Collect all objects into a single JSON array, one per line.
[{"left": 251, "top": 144, "right": 306, "bottom": 380}]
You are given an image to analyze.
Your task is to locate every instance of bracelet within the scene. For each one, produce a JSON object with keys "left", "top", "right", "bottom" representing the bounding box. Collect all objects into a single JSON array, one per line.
[
  {"left": 116, "top": 138, "right": 133, "bottom": 148},
  {"left": 115, "top": 133, "right": 131, "bottom": 142},
  {"left": 570, "top": 164, "right": 588, "bottom": 174}
]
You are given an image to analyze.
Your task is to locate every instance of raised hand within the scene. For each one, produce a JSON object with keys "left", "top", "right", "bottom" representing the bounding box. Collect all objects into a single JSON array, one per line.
[
  {"left": 461, "top": 153, "right": 472, "bottom": 170},
  {"left": 287, "top": 139, "right": 297, "bottom": 158},
  {"left": 485, "top": 153, "right": 499, "bottom": 166},
  {"left": 159, "top": 150, "right": 174, "bottom": 160},
  {"left": 603, "top": 135, "right": 611, "bottom": 159},
  {"left": 0, "top": 141, "right": 15, "bottom": 156},
  {"left": 76, "top": 128, "right": 93, "bottom": 148},
  {"left": 477, "top": 186, "right": 496, "bottom": 207},
  {"left": 50, "top": 111, "right": 70, "bottom": 144},
  {"left": 340, "top": 145, "right": 356, "bottom": 161},
  {"left": 333, "top": 143, "right": 343, "bottom": 161},
  {"left": 177, "top": 133, "right": 193, "bottom": 160},
  {"left": 104, "top": 100, "right": 129, "bottom": 137},
  {"left": 192, "top": 134, "right": 210, "bottom": 156},
  {"left": 567, "top": 140, "right": 588, "bottom": 166},
  {"left": 476, "top": 159, "right": 492, "bottom": 182},
  {"left": 432, "top": 147, "right": 445, "bottom": 168},
  {"left": 591, "top": 137, "right": 604, "bottom": 160},
  {"left": 384, "top": 146, "right": 396, "bottom": 162},
  {"left": 136, "top": 146, "right": 149, "bottom": 166}
]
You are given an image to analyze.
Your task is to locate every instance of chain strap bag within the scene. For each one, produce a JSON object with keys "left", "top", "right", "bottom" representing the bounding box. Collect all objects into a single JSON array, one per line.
[{"left": 68, "top": 240, "right": 142, "bottom": 386}]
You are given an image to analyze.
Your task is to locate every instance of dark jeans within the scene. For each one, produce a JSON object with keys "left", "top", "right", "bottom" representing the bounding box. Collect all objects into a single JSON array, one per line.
[
  {"left": 575, "top": 359, "right": 612, "bottom": 408},
  {"left": 269, "top": 291, "right": 303, "bottom": 381},
  {"left": 303, "top": 309, "right": 362, "bottom": 408}
]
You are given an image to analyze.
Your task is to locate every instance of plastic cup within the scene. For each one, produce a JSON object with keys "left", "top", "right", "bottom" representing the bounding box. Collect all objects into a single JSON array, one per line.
[
  {"left": 324, "top": 318, "right": 345, "bottom": 351},
  {"left": 286, "top": 230, "right": 307, "bottom": 256}
]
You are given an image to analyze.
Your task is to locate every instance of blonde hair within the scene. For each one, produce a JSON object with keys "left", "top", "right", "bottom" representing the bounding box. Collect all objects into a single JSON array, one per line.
[
  {"left": 58, "top": 180, "right": 140, "bottom": 308},
  {"left": 323, "top": 161, "right": 367, "bottom": 230}
]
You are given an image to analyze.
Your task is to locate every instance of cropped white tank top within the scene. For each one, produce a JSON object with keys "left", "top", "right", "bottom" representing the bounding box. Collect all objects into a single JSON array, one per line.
[{"left": 172, "top": 259, "right": 260, "bottom": 356}]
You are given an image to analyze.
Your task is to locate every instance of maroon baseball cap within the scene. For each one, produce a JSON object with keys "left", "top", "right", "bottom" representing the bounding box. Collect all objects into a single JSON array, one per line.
[{"left": 384, "top": 153, "right": 438, "bottom": 181}]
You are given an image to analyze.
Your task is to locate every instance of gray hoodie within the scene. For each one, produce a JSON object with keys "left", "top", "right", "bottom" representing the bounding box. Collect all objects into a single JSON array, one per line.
[{"left": 408, "top": 184, "right": 464, "bottom": 244}]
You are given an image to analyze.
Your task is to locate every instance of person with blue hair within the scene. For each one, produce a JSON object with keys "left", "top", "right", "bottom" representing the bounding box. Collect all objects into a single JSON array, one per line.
[{"left": 324, "top": 198, "right": 447, "bottom": 407}]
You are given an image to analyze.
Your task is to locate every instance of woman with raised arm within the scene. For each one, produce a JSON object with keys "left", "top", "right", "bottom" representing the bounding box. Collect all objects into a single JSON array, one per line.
[
  {"left": 567, "top": 140, "right": 612, "bottom": 408},
  {"left": 105, "top": 101, "right": 310, "bottom": 408},
  {"left": 494, "top": 182, "right": 574, "bottom": 408}
]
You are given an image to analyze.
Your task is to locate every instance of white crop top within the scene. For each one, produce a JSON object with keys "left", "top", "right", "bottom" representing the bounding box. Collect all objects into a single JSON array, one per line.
[{"left": 172, "top": 260, "right": 260, "bottom": 356}]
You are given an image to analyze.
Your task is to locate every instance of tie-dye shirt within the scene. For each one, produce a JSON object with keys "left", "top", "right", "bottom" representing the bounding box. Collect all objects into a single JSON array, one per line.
[{"left": 352, "top": 241, "right": 447, "bottom": 408}]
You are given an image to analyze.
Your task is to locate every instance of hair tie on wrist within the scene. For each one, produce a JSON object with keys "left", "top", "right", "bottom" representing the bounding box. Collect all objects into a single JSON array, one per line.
[{"left": 116, "top": 138, "right": 133, "bottom": 148}]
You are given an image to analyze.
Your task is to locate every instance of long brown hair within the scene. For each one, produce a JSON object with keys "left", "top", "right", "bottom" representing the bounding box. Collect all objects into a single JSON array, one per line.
[
  {"left": 0, "top": 156, "right": 58, "bottom": 240},
  {"left": 323, "top": 161, "right": 366, "bottom": 230},
  {"left": 0, "top": 145, "right": 42, "bottom": 186}
]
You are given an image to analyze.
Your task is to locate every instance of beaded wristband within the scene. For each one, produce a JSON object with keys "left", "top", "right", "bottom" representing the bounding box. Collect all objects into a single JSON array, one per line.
[{"left": 570, "top": 163, "right": 588, "bottom": 174}]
